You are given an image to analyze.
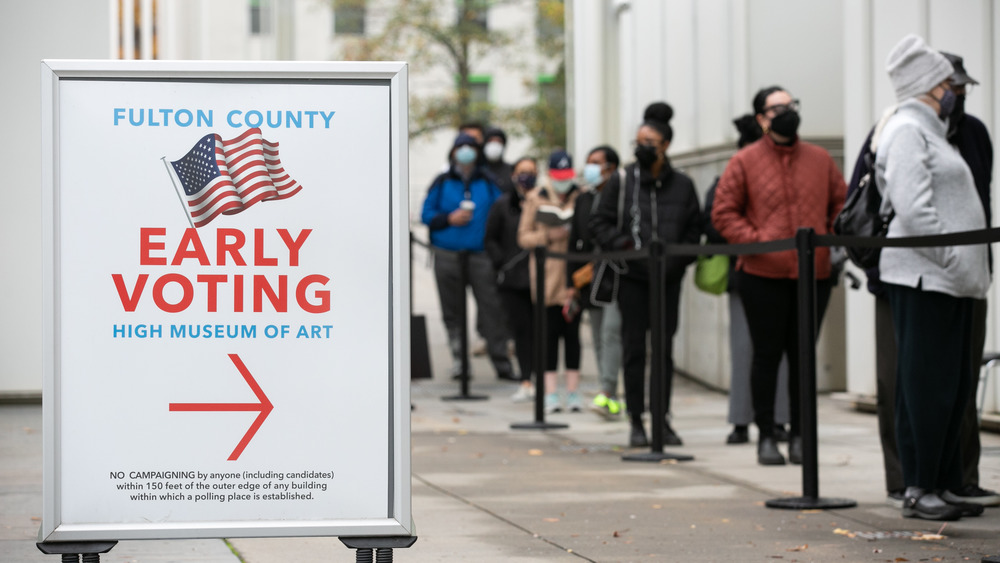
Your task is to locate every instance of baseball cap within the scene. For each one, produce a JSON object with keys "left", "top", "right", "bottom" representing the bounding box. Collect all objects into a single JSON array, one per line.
[{"left": 548, "top": 149, "right": 574, "bottom": 181}]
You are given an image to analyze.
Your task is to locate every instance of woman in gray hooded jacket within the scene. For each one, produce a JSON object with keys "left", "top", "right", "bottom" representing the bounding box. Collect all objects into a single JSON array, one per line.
[{"left": 875, "top": 34, "right": 990, "bottom": 522}]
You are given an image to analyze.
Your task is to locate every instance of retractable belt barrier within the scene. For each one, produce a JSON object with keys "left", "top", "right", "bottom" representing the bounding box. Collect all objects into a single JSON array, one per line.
[{"left": 411, "top": 227, "right": 1000, "bottom": 507}]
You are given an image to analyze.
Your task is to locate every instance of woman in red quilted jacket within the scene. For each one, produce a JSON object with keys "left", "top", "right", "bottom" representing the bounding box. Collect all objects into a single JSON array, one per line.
[{"left": 711, "top": 86, "right": 846, "bottom": 466}]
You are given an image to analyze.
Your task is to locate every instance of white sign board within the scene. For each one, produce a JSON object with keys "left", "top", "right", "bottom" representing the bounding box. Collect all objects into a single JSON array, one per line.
[{"left": 40, "top": 60, "right": 412, "bottom": 541}]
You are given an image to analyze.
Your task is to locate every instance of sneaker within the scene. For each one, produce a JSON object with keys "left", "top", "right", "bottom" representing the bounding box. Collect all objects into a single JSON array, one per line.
[
  {"left": 566, "top": 392, "right": 584, "bottom": 412},
  {"left": 886, "top": 489, "right": 905, "bottom": 509},
  {"left": 606, "top": 397, "right": 623, "bottom": 416},
  {"left": 942, "top": 485, "right": 1000, "bottom": 507},
  {"left": 510, "top": 385, "right": 534, "bottom": 403},
  {"left": 590, "top": 393, "right": 615, "bottom": 420},
  {"left": 544, "top": 393, "right": 562, "bottom": 414}
]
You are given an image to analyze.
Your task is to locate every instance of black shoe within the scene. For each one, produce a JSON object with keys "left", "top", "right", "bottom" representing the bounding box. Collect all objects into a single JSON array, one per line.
[
  {"left": 787, "top": 436, "right": 802, "bottom": 465},
  {"left": 497, "top": 370, "right": 519, "bottom": 381},
  {"left": 942, "top": 485, "right": 1000, "bottom": 507},
  {"left": 629, "top": 422, "right": 648, "bottom": 448},
  {"left": 901, "top": 488, "right": 963, "bottom": 521},
  {"left": 773, "top": 425, "right": 790, "bottom": 443},
  {"left": 757, "top": 436, "right": 785, "bottom": 465},
  {"left": 662, "top": 423, "right": 683, "bottom": 446},
  {"left": 941, "top": 496, "right": 985, "bottom": 517},
  {"left": 726, "top": 426, "right": 749, "bottom": 445}
]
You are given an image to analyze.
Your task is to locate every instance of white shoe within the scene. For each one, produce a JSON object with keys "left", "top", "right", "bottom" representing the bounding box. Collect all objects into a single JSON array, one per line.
[{"left": 510, "top": 385, "right": 534, "bottom": 403}]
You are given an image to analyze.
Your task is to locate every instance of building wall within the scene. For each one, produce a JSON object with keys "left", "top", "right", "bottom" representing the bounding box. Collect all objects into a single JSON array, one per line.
[{"left": 0, "top": 0, "right": 112, "bottom": 397}]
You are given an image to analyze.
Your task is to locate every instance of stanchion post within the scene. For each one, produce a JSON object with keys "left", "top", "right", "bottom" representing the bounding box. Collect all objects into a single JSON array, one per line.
[
  {"left": 623, "top": 239, "right": 692, "bottom": 462},
  {"left": 512, "top": 246, "right": 567, "bottom": 430},
  {"left": 766, "top": 228, "right": 855, "bottom": 509},
  {"left": 443, "top": 250, "right": 488, "bottom": 401}
]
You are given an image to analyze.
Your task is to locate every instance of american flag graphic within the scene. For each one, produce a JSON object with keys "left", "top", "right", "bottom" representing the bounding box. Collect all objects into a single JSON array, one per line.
[{"left": 168, "top": 128, "right": 303, "bottom": 228}]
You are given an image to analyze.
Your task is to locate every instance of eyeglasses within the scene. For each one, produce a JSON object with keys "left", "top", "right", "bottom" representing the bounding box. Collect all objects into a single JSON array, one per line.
[{"left": 762, "top": 99, "right": 801, "bottom": 115}]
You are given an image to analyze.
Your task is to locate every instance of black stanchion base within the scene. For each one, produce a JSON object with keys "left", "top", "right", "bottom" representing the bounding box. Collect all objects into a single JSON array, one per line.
[
  {"left": 510, "top": 421, "right": 568, "bottom": 430},
  {"left": 981, "top": 556, "right": 1000, "bottom": 563},
  {"left": 765, "top": 496, "right": 857, "bottom": 510},
  {"left": 441, "top": 394, "right": 489, "bottom": 401},
  {"left": 621, "top": 451, "right": 694, "bottom": 462},
  {"left": 37, "top": 541, "right": 118, "bottom": 555}
]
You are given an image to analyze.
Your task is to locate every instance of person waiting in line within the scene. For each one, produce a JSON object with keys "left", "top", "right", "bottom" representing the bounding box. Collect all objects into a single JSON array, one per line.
[
  {"left": 518, "top": 150, "right": 583, "bottom": 413},
  {"left": 875, "top": 35, "right": 989, "bottom": 521},
  {"left": 857, "top": 50, "right": 1000, "bottom": 510},
  {"left": 421, "top": 132, "right": 516, "bottom": 382},
  {"left": 485, "top": 157, "right": 539, "bottom": 402},
  {"left": 703, "top": 115, "right": 792, "bottom": 446},
  {"left": 588, "top": 103, "right": 702, "bottom": 448},
  {"left": 566, "top": 145, "right": 624, "bottom": 419},
  {"left": 483, "top": 127, "right": 515, "bottom": 195},
  {"left": 712, "top": 86, "right": 845, "bottom": 466}
]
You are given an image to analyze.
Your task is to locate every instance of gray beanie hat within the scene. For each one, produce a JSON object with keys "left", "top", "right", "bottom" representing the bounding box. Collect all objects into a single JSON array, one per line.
[{"left": 886, "top": 34, "right": 954, "bottom": 101}]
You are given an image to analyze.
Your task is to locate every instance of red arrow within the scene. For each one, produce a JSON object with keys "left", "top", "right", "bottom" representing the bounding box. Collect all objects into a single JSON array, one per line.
[{"left": 169, "top": 353, "right": 273, "bottom": 461}]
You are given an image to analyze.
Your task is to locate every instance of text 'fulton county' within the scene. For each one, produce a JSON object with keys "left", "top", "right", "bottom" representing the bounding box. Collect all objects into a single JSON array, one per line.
[{"left": 113, "top": 108, "right": 335, "bottom": 129}]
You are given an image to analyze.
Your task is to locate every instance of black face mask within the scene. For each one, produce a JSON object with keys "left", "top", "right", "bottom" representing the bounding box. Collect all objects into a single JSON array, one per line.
[
  {"left": 769, "top": 110, "right": 801, "bottom": 138},
  {"left": 948, "top": 94, "right": 967, "bottom": 138},
  {"left": 634, "top": 144, "right": 659, "bottom": 168},
  {"left": 516, "top": 173, "right": 536, "bottom": 190}
]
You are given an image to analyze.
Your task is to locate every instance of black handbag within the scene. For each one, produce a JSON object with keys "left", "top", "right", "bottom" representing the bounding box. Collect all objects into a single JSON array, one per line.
[{"left": 833, "top": 151, "right": 893, "bottom": 269}]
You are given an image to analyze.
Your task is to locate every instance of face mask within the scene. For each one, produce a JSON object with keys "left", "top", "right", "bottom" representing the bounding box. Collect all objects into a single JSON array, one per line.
[
  {"left": 948, "top": 94, "right": 966, "bottom": 138},
  {"left": 551, "top": 179, "right": 574, "bottom": 194},
  {"left": 936, "top": 89, "right": 957, "bottom": 120},
  {"left": 769, "top": 110, "right": 800, "bottom": 138},
  {"left": 583, "top": 163, "right": 604, "bottom": 186},
  {"left": 483, "top": 141, "right": 504, "bottom": 162},
  {"left": 454, "top": 145, "right": 477, "bottom": 165},
  {"left": 515, "top": 173, "right": 536, "bottom": 190},
  {"left": 634, "top": 144, "right": 659, "bottom": 168}
]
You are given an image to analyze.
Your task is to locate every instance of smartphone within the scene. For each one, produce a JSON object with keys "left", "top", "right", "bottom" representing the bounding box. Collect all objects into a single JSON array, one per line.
[
  {"left": 459, "top": 200, "right": 476, "bottom": 211},
  {"left": 562, "top": 298, "right": 581, "bottom": 322}
]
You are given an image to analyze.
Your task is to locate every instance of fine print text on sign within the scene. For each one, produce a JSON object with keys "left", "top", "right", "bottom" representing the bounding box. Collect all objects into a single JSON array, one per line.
[{"left": 41, "top": 60, "right": 411, "bottom": 542}]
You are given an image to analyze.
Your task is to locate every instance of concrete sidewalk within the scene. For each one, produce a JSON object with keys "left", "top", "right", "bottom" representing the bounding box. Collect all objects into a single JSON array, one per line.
[
  {"left": 3, "top": 245, "right": 1000, "bottom": 562},
  {"left": 3, "top": 374, "right": 1000, "bottom": 562}
]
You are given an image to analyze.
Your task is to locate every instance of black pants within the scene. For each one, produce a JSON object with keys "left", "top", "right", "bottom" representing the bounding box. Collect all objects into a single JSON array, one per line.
[
  {"left": 738, "top": 272, "right": 832, "bottom": 438},
  {"left": 886, "top": 283, "right": 973, "bottom": 492},
  {"left": 876, "top": 295, "right": 986, "bottom": 492},
  {"left": 499, "top": 288, "right": 533, "bottom": 382},
  {"left": 617, "top": 276, "right": 681, "bottom": 419},
  {"left": 544, "top": 305, "right": 581, "bottom": 372}
]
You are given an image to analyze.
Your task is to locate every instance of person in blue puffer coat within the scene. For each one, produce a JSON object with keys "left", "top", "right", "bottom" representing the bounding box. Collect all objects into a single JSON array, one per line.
[{"left": 422, "top": 133, "right": 515, "bottom": 381}]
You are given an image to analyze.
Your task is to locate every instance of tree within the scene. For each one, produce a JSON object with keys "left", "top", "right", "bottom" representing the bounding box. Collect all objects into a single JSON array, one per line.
[
  {"left": 341, "top": 0, "right": 511, "bottom": 137},
  {"left": 337, "top": 0, "right": 566, "bottom": 155}
]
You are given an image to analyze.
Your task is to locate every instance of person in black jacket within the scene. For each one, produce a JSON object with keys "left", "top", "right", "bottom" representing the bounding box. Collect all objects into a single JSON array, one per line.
[
  {"left": 485, "top": 157, "right": 538, "bottom": 401},
  {"left": 588, "top": 102, "right": 702, "bottom": 448}
]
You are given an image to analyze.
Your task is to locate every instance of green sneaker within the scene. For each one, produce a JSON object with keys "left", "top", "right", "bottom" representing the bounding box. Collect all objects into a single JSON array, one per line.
[
  {"left": 606, "top": 397, "right": 623, "bottom": 416},
  {"left": 590, "top": 393, "right": 621, "bottom": 420}
]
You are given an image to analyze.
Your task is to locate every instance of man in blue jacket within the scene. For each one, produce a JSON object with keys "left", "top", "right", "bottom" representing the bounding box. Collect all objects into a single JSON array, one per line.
[{"left": 422, "top": 133, "right": 515, "bottom": 380}]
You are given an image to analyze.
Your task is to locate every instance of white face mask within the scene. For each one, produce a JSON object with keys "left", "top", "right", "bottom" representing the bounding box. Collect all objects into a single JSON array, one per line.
[
  {"left": 483, "top": 141, "right": 504, "bottom": 162},
  {"left": 551, "top": 179, "right": 574, "bottom": 194},
  {"left": 583, "top": 163, "right": 604, "bottom": 186}
]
